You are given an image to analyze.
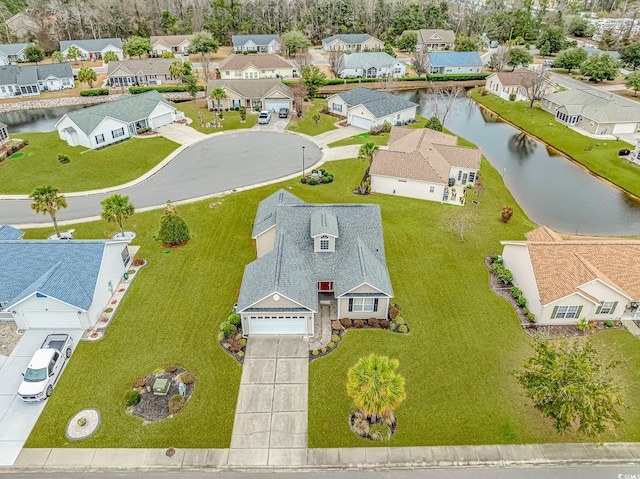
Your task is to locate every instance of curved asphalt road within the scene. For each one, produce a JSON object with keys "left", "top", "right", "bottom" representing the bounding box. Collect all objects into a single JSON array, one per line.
[{"left": 0, "top": 131, "right": 321, "bottom": 225}]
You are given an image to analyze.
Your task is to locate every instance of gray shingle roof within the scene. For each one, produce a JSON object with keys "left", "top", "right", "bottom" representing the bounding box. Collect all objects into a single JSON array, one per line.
[
  {"left": 544, "top": 88, "right": 640, "bottom": 123},
  {"left": 60, "top": 38, "right": 122, "bottom": 52},
  {"left": 0, "top": 240, "right": 119, "bottom": 309},
  {"left": 239, "top": 191, "right": 393, "bottom": 313},
  {"left": 35, "top": 63, "right": 73, "bottom": 80},
  {"left": 0, "top": 224, "right": 24, "bottom": 240},
  {"left": 60, "top": 90, "right": 170, "bottom": 135},
  {"left": 332, "top": 87, "right": 418, "bottom": 119},
  {"left": 232, "top": 34, "right": 280, "bottom": 47},
  {"left": 0, "top": 43, "right": 29, "bottom": 56},
  {"left": 0, "top": 64, "right": 72, "bottom": 86},
  {"left": 310, "top": 210, "right": 339, "bottom": 238},
  {"left": 107, "top": 59, "right": 172, "bottom": 77},
  {"left": 323, "top": 34, "right": 375, "bottom": 44},
  {"left": 252, "top": 189, "right": 304, "bottom": 237},
  {"left": 342, "top": 52, "right": 400, "bottom": 69},
  {"left": 427, "top": 51, "right": 483, "bottom": 67},
  {"left": 206, "top": 79, "right": 292, "bottom": 100}
]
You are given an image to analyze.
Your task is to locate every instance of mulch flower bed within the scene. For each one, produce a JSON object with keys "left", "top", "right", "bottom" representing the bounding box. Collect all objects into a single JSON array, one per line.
[
  {"left": 130, "top": 367, "right": 195, "bottom": 422},
  {"left": 218, "top": 314, "right": 246, "bottom": 364},
  {"left": 485, "top": 257, "right": 625, "bottom": 339}
]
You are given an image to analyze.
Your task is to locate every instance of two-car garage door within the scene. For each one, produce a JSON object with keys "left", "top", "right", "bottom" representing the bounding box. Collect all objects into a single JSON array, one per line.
[
  {"left": 612, "top": 123, "right": 638, "bottom": 134},
  {"left": 264, "top": 101, "right": 290, "bottom": 112},
  {"left": 20, "top": 311, "right": 82, "bottom": 329},
  {"left": 150, "top": 112, "right": 174, "bottom": 129},
  {"left": 351, "top": 115, "right": 373, "bottom": 130},
  {"left": 247, "top": 315, "right": 308, "bottom": 335}
]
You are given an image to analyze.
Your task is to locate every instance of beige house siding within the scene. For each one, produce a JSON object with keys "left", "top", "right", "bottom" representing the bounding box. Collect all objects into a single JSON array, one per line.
[
  {"left": 338, "top": 296, "right": 388, "bottom": 320},
  {"left": 328, "top": 96, "right": 348, "bottom": 116},
  {"left": 538, "top": 294, "right": 596, "bottom": 325},
  {"left": 578, "top": 280, "right": 629, "bottom": 320},
  {"left": 501, "top": 243, "right": 543, "bottom": 319},
  {"left": 255, "top": 227, "right": 276, "bottom": 258},
  {"left": 361, "top": 37, "right": 383, "bottom": 50},
  {"left": 249, "top": 293, "right": 304, "bottom": 309},
  {"left": 220, "top": 65, "right": 295, "bottom": 80}
]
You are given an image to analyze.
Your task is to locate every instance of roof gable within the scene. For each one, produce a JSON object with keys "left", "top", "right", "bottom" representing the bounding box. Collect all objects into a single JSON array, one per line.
[
  {"left": 416, "top": 29, "right": 456, "bottom": 44},
  {"left": 218, "top": 54, "right": 293, "bottom": 71},
  {"left": 322, "top": 34, "right": 376, "bottom": 44},
  {"left": 232, "top": 34, "right": 280, "bottom": 47},
  {"left": 332, "top": 87, "right": 418, "bottom": 119},
  {"left": 107, "top": 59, "right": 173, "bottom": 77},
  {"left": 343, "top": 52, "right": 400, "bottom": 69},
  {"left": 0, "top": 42, "right": 30, "bottom": 56},
  {"left": 0, "top": 224, "right": 24, "bottom": 240},
  {"left": 61, "top": 38, "right": 122, "bottom": 52}
]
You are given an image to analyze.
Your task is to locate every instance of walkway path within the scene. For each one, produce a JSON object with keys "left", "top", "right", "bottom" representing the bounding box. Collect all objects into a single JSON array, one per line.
[{"left": 229, "top": 336, "right": 308, "bottom": 467}]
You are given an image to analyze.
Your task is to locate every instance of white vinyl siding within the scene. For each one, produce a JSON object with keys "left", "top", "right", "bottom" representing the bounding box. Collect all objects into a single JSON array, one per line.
[{"left": 112, "top": 127, "right": 125, "bottom": 139}]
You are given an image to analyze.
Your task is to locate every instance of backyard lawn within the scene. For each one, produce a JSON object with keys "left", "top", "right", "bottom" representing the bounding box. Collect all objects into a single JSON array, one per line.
[
  {"left": 0, "top": 132, "right": 178, "bottom": 195},
  {"left": 286, "top": 99, "right": 338, "bottom": 136},
  {"left": 328, "top": 116, "right": 428, "bottom": 147},
  {"left": 174, "top": 100, "right": 258, "bottom": 134},
  {"left": 23, "top": 152, "right": 640, "bottom": 448},
  {"left": 470, "top": 88, "right": 640, "bottom": 199}
]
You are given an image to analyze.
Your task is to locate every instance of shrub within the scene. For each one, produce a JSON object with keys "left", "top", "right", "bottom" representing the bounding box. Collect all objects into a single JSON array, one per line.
[
  {"left": 132, "top": 377, "right": 146, "bottom": 388},
  {"left": 169, "top": 394, "right": 185, "bottom": 415},
  {"left": 132, "top": 257, "right": 145, "bottom": 266},
  {"left": 605, "top": 320, "right": 614, "bottom": 328},
  {"left": 399, "top": 325, "right": 408, "bottom": 333},
  {"left": 352, "top": 416, "right": 370, "bottom": 436},
  {"left": 301, "top": 177, "right": 307, "bottom": 184},
  {"left": 320, "top": 105, "right": 330, "bottom": 114},
  {"left": 331, "top": 335, "right": 340, "bottom": 342},
  {"left": 328, "top": 341, "right": 335, "bottom": 348},
  {"left": 180, "top": 371, "right": 196, "bottom": 384},
  {"left": 491, "top": 254, "right": 503, "bottom": 264},
  {"left": 331, "top": 320, "right": 343, "bottom": 330},
  {"left": 370, "top": 124, "right": 386, "bottom": 135},
  {"left": 309, "top": 178, "right": 317, "bottom": 185},
  {"left": 379, "top": 319, "right": 390, "bottom": 329},
  {"left": 237, "top": 350, "right": 244, "bottom": 357},
  {"left": 217, "top": 331, "right": 225, "bottom": 341},
  {"left": 340, "top": 317, "right": 353, "bottom": 328},
  {"left": 227, "top": 333, "right": 245, "bottom": 352},
  {"left": 501, "top": 205, "right": 514, "bottom": 223},
  {"left": 509, "top": 93, "right": 516, "bottom": 101},
  {"left": 353, "top": 319, "right": 365, "bottom": 328},
  {"left": 516, "top": 296, "right": 527, "bottom": 307},
  {"left": 124, "top": 389, "right": 141, "bottom": 406},
  {"left": 510, "top": 287, "right": 522, "bottom": 298},
  {"left": 321, "top": 176, "right": 330, "bottom": 184},
  {"left": 227, "top": 313, "right": 241, "bottom": 326},
  {"left": 57, "top": 154, "right": 70, "bottom": 164},
  {"left": 158, "top": 201, "right": 191, "bottom": 246},
  {"left": 522, "top": 307, "right": 529, "bottom": 315},
  {"left": 388, "top": 302, "right": 402, "bottom": 319},
  {"left": 527, "top": 312, "right": 536, "bottom": 322},
  {"left": 220, "top": 321, "right": 238, "bottom": 338},
  {"left": 492, "top": 263, "right": 513, "bottom": 284},
  {"left": 369, "top": 422, "right": 391, "bottom": 441},
  {"left": 164, "top": 364, "right": 178, "bottom": 373},
  {"left": 312, "top": 349, "right": 319, "bottom": 356},
  {"left": 367, "top": 317, "right": 379, "bottom": 328},
  {"left": 321, "top": 347, "right": 327, "bottom": 353},
  {"left": 104, "top": 307, "right": 114, "bottom": 313},
  {"left": 394, "top": 316, "right": 404, "bottom": 324},
  {"left": 80, "top": 88, "right": 108, "bottom": 96},
  {"left": 241, "top": 338, "right": 247, "bottom": 346},
  {"left": 327, "top": 175, "right": 334, "bottom": 183}
]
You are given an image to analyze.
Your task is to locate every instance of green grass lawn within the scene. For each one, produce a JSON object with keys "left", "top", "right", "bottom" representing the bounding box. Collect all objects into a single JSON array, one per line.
[
  {"left": 327, "top": 116, "right": 429, "bottom": 148},
  {"left": 174, "top": 100, "right": 258, "bottom": 134},
  {"left": 470, "top": 88, "right": 640, "bottom": 198},
  {"left": 23, "top": 150, "right": 640, "bottom": 448},
  {"left": 0, "top": 132, "right": 178, "bottom": 195},
  {"left": 286, "top": 99, "right": 338, "bottom": 136}
]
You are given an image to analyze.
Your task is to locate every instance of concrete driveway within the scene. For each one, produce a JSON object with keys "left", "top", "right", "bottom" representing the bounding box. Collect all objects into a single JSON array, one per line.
[
  {"left": 0, "top": 329, "right": 83, "bottom": 465},
  {"left": 156, "top": 122, "right": 207, "bottom": 145},
  {"left": 253, "top": 114, "right": 290, "bottom": 132}
]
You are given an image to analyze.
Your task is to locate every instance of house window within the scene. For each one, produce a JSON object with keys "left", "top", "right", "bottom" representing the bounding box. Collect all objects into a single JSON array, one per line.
[
  {"left": 112, "top": 127, "right": 125, "bottom": 139},
  {"left": 225, "top": 71, "right": 230, "bottom": 75},
  {"left": 597, "top": 301, "right": 617, "bottom": 314},
  {"left": 429, "top": 186, "right": 435, "bottom": 193},
  {"left": 320, "top": 235, "right": 330, "bottom": 250},
  {"left": 552, "top": 305, "right": 581, "bottom": 319},
  {"left": 95, "top": 133, "right": 105, "bottom": 144},
  {"left": 62, "top": 78, "right": 71, "bottom": 86},
  {"left": 235, "top": 71, "right": 241, "bottom": 77},
  {"left": 468, "top": 172, "right": 476, "bottom": 183},
  {"left": 332, "top": 103, "right": 342, "bottom": 112},
  {"left": 348, "top": 297, "right": 379, "bottom": 312},
  {"left": 0, "top": 86, "right": 5, "bottom": 93},
  {"left": 121, "top": 246, "right": 131, "bottom": 266},
  {"left": 457, "top": 170, "right": 462, "bottom": 181}
]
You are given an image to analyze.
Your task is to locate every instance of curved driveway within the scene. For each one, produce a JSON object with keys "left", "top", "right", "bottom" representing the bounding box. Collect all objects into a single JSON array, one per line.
[{"left": 0, "top": 131, "right": 321, "bottom": 225}]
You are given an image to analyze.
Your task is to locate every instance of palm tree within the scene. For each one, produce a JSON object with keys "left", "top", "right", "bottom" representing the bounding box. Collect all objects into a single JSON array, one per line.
[
  {"left": 169, "top": 60, "right": 185, "bottom": 80},
  {"left": 100, "top": 194, "right": 135, "bottom": 236},
  {"left": 66, "top": 45, "right": 82, "bottom": 63},
  {"left": 52, "top": 51, "right": 66, "bottom": 63},
  {"left": 346, "top": 354, "right": 406, "bottom": 424},
  {"left": 357, "top": 141, "right": 379, "bottom": 194},
  {"left": 210, "top": 87, "right": 227, "bottom": 113},
  {"left": 78, "top": 67, "right": 97, "bottom": 88},
  {"left": 29, "top": 186, "right": 68, "bottom": 238}
]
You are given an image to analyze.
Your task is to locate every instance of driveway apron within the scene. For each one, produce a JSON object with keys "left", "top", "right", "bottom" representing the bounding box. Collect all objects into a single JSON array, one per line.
[{"left": 229, "top": 336, "right": 308, "bottom": 467}]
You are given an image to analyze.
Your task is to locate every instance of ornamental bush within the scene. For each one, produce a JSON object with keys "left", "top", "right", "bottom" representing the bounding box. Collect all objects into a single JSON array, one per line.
[
  {"left": 516, "top": 296, "right": 527, "bottom": 307},
  {"left": 353, "top": 319, "right": 365, "bottom": 328},
  {"left": 227, "top": 313, "right": 241, "bottom": 326},
  {"left": 158, "top": 200, "right": 190, "bottom": 246},
  {"left": 124, "top": 389, "right": 141, "bottom": 406},
  {"left": 340, "top": 317, "right": 352, "bottom": 328},
  {"left": 399, "top": 325, "right": 408, "bottom": 333},
  {"left": 180, "top": 371, "right": 196, "bottom": 384},
  {"left": 510, "top": 287, "right": 522, "bottom": 298},
  {"left": 169, "top": 394, "right": 185, "bottom": 415},
  {"left": 80, "top": 88, "right": 108, "bottom": 96},
  {"left": 220, "top": 321, "right": 238, "bottom": 338},
  {"left": 301, "top": 177, "right": 307, "bottom": 184},
  {"left": 309, "top": 178, "right": 317, "bottom": 185}
]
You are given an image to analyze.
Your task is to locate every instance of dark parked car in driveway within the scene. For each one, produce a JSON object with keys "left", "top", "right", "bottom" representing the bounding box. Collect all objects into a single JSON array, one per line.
[{"left": 279, "top": 108, "right": 289, "bottom": 118}]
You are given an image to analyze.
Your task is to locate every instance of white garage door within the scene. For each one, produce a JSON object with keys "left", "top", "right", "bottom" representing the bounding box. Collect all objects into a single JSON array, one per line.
[
  {"left": 351, "top": 115, "right": 373, "bottom": 130},
  {"left": 248, "top": 316, "right": 308, "bottom": 335},
  {"left": 22, "top": 311, "right": 82, "bottom": 329},
  {"left": 150, "top": 112, "right": 174, "bottom": 128},
  {"left": 613, "top": 123, "right": 637, "bottom": 134},
  {"left": 265, "top": 101, "right": 290, "bottom": 112}
]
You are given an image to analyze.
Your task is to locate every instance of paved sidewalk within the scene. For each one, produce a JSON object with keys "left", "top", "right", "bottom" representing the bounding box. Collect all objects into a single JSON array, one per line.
[
  {"left": 229, "top": 336, "right": 308, "bottom": 467},
  {"left": 622, "top": 320, "right": 640, "bottom": 338}
]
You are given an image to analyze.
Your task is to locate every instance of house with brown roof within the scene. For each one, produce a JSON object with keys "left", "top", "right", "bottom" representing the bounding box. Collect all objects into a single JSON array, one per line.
[
  {"left": 413, "top": 29, "right": 456, "bottom": 52},
  {"left": 370, "top": 127, "right": 482, "bottom": 203},
  {"left": 107, "top": 59, "right": 179, "bottom": 88},
  {"left": 150, "top": 35, "right": 194, "bottom": 57},
  {"left": 218, "top": 54, "right": 296, "bottom": 80},
  {"left": 206, "top": 79, "right": 293, "bottom": 111},
  {"left": 484, "top": 68, "right": 542, "bottom": 102},
  {"left": 501, "top": 226, "right": 640, "bottom": 325}
]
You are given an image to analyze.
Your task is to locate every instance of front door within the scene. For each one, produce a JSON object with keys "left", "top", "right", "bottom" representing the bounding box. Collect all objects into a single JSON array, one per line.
[{"left": 462, "top": 173, "right": 468, "bottom": 185}]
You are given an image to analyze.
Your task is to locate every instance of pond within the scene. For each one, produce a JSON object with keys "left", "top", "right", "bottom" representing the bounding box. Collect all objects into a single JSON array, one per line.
[
  {"left": 2, "top": 105, "right": 87, "bottom": 133},
  {"left": 400, "top": 90, "right": 640, "bottom": 236}
]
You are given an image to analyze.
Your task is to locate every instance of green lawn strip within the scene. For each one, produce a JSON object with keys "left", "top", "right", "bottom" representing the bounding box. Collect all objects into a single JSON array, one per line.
[
  {"left": 0, "top": 132, "right": 178, "bottom": 195},
  {"left": 470, "top": 88, "right": 640, "bottom": 198},
  {"left": 174, "top": 101, "right": 258, "bottom": 134},
  {"left": 328, "top": 133, "right": 389, "bottom": 148},
  {"left": 286, "top": 99, "right": 337, "bottom": 136}
]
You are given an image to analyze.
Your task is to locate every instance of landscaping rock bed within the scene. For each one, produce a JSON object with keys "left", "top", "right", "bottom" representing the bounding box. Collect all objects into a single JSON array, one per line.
[{"left": 129, "top": 367, "right": 195, "bottom": 423}]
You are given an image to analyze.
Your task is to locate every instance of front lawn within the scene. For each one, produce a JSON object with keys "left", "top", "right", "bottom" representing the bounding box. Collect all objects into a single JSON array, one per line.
[
  {"left": 0, "top": 132, "right": 178, "bottom": 195},
  {"left": 286, "top": 99, "right": 338, "bottom": 136},
  {"left": 174, "top": 100, "right": 258, "bottom": 134},
  {"left": 328, "top": 132, "right": 390, "bottom": 148},
  {"left": 470, "top": 88, "right": 640, "bottom": 198}
]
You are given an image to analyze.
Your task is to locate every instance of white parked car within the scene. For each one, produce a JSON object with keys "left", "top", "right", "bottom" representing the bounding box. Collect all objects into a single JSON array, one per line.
[
  {"left": 258, "top": 110, "right": 271, "bottom": 124},
  {"left": 18, "top": 334, "right": 73, "bottom": 402}
]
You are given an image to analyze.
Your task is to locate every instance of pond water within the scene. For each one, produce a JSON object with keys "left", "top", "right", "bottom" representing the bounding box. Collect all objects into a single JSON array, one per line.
[
  {"left": 400, "top": 90, "right": 640, "bottom": 236},
  {"left": 2, "top": 105, "right": 87, "bottom": 133}
]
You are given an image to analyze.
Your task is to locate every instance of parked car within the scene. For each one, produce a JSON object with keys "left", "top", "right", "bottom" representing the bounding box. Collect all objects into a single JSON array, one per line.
[
  {"left": 258, "top": 111, "right": 271, "bottom": 124},
  {"left": 543, "top": 59, "right": 555, "bottom": 67},
  {"left": 279, "top": 107, "right": 289, "bottom": 118},
  {"left": 18, "top": 334, "right": 73, "bottom": 402}
]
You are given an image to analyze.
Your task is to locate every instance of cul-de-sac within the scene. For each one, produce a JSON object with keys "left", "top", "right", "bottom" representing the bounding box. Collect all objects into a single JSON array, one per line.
[{"left": 2, "top": 1, "right": 640, "bottom": 472}]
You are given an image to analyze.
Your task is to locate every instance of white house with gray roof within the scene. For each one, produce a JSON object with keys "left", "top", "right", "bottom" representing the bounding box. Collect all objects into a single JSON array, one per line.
[
  {"left": 426, "top": 52, "right": 483, "bottom": 74},
  {"left": 322, "top": 34, "right": 383, "bottom": 52},
  {"left": 237, "top": 190, "right": 393, "bottom": 336},
  {"left": 0, "top": 231, "right": 132, "bottom": 330},
  {"left": 340, "top": 52, "right": 406, "bottom": 78},
  {"left": 55, "top": 90, "right": 178, "bottom": 149},
  {"left": 60, "top": 38, "right": 123, "bottom": 61},
  {"left": 232, "top": 34, "right": 281, "bottom": 54},
  {"left": 0, "top": 43, "right": 30, "bottom": 65},
  {"left": 0, "top": 63, "right": 73, "bottom": 98},
  {"left": 326, "top": 87, "right": 418, "bottom": 130},
  {"left": 541, "top": 88, "right": 640, "bottom": 136}
]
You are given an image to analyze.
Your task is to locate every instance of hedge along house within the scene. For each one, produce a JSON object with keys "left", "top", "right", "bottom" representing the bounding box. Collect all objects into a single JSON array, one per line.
[
  {"left": 500, "top": 226, "right": 640, "bottom": 325},
  {"left": 237, "top": 190, "right": 393, "bottom": 336},
  {"left": 55, "top": 90, "right": 179, "bottom": 149}
]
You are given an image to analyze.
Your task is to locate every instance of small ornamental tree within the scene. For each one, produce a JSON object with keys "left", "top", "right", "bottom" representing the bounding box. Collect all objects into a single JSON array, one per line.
[
  {"left": 102, "top": 51, "right": 119, "bottom": 64},
  {"left": 158, "top": 200, "right": 191, "bottom": 246},
  {"left": 182, "top": 73, "right": 199, "bottom": 100},
  {"left": 501, "top": 205, "right": 514, "bottom": 223},
  {"left": 24, "top": 44, "right": 44, "bottom": 63},
  {"left": 123, "top": 36, "right": 152, "bottom": 59},
  {"left": 66, "top": 45, "right": 83, "bottom": 63},
  {"left": 239, "top": 106, "right": 247, "bottom": 122},
  {"left": 78, "top": 67, "right": 97, "bottom": 88},
  {"left": 625, "top": 71, "right": 640, "bottom": 96},
  {"left": 300, "top": 65, "right": 326, "bottom": 104},
  {"left": 424, "top": 116, "right": 443, "bottom": 131}
]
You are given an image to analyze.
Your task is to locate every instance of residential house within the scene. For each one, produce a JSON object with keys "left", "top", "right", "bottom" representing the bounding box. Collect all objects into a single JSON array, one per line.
[
  {"left": 484, "top": 68, "right": 539, "bottom": 102},
  {"left": 0, "top": 123, "right": 9, "bottom": 146},
  {"left": 326, "top": 87, "right": 418, "bottom": 130},
  {"left": 237, "top": 190, "right": 393, "bottom": 336},
  {"left": 541, "top": 88, "right": 640, "bottom": 136},
  {"left": 60, "top": 38, "right": 123, "bottom": 61},
  {"left": 218, "top": 54, "right": 296, "bottom": 79},
  {"left": 232, "top": 34, "right": 281, "bottom": 54},
  {"left": 426, "top": 51, "right": 483, "bottom": 74},
  {"left": 340, "top": 52, "right": 406, "bottom": 78},
  {"left": 150, "top": 34, "right": 193, "bottom": 56},
  {"left": 5, "top": 14, "right": 39, "bottom": 41},
  {"left": 321, "top": 34, "right": 384, "bottom": 52},
  {"left": 582, "top": 46, "right": 620, "bottom": 59},
  {"left": 370, "top": 127, "right": 482, "bottom": 203},
  {"left": 56, "top": 90, "right": 179, "bottom": 149},
  {"left": 413, "top": 29, "right": 456, "bottom": 51},
  {"left": 0, "top": 43, "right": 30, "bottom": 65},
  {"left": 107, "top": 59, "right": 179, "bottom": 88},
  {"left": 0, "top": 233, "right": 133, "bottom": 330},
  {"left": 206, "top": 79, "right": 293, "bottom": 111},
  {"left": 0, "top": 63, "right": 74, "bottom": 98},
  {"left": 501, "top": 226, "right": 640, "bottom": 325}
]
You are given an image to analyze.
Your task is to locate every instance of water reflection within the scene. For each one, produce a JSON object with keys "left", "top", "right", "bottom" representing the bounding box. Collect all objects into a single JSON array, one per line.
[
  {"left": 507, "top": 132, "right": 537, "bottom": 162},
  {"left": 2, "top": 105, "right": 87, "bottom": 132}
]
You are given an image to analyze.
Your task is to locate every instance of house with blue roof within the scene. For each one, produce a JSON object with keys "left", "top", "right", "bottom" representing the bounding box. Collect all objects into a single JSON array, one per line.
[
  {"left": 0, "top": 224, "right": 24, "bottom": 240},
  {"left": 326, "top": 87, "right": 418, "bottom": 130},
  {"left": 426, "top": 51, "right": 483, "bottom": 75},
  {"left": 0, "top": 236, "right": 132, "bottom": 330},
  {"left": 322, "top": 34, "right": 383, "bottom": 52},
  {"left": 237, "top": 190, "right": 393, "bottom": 336},
  {"left": 232, "top": 34, "right": 281, "bottom": 54}
]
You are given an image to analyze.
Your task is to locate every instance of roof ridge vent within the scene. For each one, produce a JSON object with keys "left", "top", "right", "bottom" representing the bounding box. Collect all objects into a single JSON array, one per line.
[
  {"left": 274, "top": 233, "right": 285, "bottom": 286},
  {"left": 358, "top": 242, "right": 367, "bottom": 278}
]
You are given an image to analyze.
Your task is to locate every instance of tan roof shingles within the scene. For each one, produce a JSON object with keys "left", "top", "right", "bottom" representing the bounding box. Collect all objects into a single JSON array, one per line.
[
  {"left": 494, "top": 68, "right": 534, "bottom": 86},
  {"left": 107, "top": 59, "right": 173, "bottom": 77},
  {"left": 218, "top": 54, "right": 293, "bottom": 71}
]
